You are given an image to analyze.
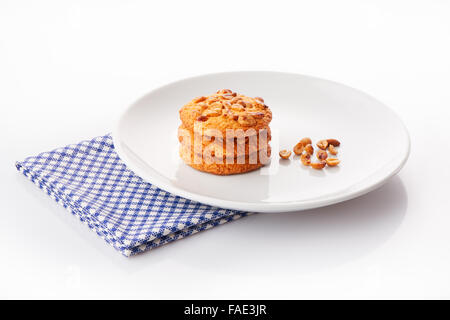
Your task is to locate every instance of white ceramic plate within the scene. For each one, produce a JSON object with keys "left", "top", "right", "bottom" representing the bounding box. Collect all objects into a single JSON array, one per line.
[{"left": 112, "top": 71, "right": 410, "bottom": 213}]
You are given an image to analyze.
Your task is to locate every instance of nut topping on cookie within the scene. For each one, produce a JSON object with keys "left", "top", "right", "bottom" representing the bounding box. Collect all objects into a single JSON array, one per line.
[
  {"left": 249, "top": 112, "right": 265, "bottom": 119},
  {"left": 230, "top": 97, "right": 240, "bottom": 104},
  {"left": 203, "top": 108, "right": 222, "bottom": 117},
  {"left": 193, "top": 96, "right": 207, "bottom": 103},
  {"left": 231, "top": 104, "right": 245, "bottom": 112},
  {"left": 238, "top": 114, "right": 256, "bottom": 126},
  {"left": 196, "top": 115, "right": 208, "bottom": 122},
  {"left": 237, "top": 100, "right": 248, "bottom": 108},
  {"left": 210, "top": 102, "right": 222, "bottom": 109}
]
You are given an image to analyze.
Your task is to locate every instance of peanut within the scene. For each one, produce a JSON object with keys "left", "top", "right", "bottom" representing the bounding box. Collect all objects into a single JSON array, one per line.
[
  {"left": 196, "top": 115, "right": 208, "bottom": 122},
  {"left": 300, "top": 153, "right": 311, "bottom": 166},
  {"left": 327, "top": 139, "right": 341, "bottom": 147},
  {"left": 230, "top": 97, "right": 241, "bottom": 104},
  {"left": 238, "top": 114, "right": 256, "bottom": 126},
  {"left": 316, "top": 150, "right": 328, "bottom": 161},
  {"left": 326, "top": 158, "right": 340, "bottom": 167},
  {"left": 238, "top": 100, "right": 251, "bottom": 108},
  {"left": 279, "top": 150, "right": 292, "bottom": 159},
  {"left": 300, "top": 137, "right": 312, "bottom": 146},
  {"left": 311, "top": 161, "right": 326, "bottom": 170},
  {"left": 329, "top": 144, "right": 338, "bottom": 155},
  {"left": 210, "top": 102, "right": 222, "bottom": 109},
  {"left": 193, "top": 96, "right": 207, "bottom": 103},
  {"left": 293, "top": 142, "right": 304, "bottom": 155},
  {"left": 317, "top": 140, "right": 328, "bottom": 150},
  {"left": 231, "top": 104, "right": 245, "bottom": 112},
  {"left": 222, "top": 101, "right": 231, "bottom": 108},
  {"left": 203, "top": 108, "right": 222, "bottom": 117},
  {"left": 249, "top": 112, "right": 265, "bottom": 119},
  {"left": 304, "top": 144, "right": 314, "bottom": 155}
]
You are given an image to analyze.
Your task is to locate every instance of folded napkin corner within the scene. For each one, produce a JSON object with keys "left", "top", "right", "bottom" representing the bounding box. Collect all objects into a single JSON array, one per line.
[{"left": 16, "top": 135, "right": 250, "bottom": 256}]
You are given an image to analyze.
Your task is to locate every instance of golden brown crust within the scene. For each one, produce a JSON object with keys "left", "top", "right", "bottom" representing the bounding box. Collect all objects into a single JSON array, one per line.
[
  {"left": 186, "top": 162, "right": 264, "bottom": 175},
  {"left": 193, "top": 125, "right": 272, "bottom": 142},
  {"left": 179, "top": 147, "right": 269, "bottom": 175},
  {"left": 180, "top": 141, "right": 271, "bottom": 162},
  {"left": 178, "top": 125, "right": 271, "bottom": 158}
]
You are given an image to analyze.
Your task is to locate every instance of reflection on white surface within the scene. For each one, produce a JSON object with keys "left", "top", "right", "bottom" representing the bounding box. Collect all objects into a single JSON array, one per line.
[{"left": 131, "top": 176, "right": 407, "bottom": 274}]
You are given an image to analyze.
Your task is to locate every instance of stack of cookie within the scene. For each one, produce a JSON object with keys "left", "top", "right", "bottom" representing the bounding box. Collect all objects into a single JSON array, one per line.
[{"left": 178, "top": 89, "right": 272, "bottom": 175}]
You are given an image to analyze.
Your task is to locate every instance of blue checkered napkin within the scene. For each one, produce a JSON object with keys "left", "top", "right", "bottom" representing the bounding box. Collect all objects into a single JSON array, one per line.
[{"left": 15, "top": 135, "right": 250, "bottom": 256}]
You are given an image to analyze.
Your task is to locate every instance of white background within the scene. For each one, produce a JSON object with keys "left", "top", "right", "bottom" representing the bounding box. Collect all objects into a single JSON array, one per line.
[{"left": 1, "top": 0, "right": 449, "bottom": 299}]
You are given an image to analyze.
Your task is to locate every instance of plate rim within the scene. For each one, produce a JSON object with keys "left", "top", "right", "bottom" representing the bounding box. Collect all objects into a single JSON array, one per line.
[{"left": 112, "top": 70, "right": 410, "bottom": 213}]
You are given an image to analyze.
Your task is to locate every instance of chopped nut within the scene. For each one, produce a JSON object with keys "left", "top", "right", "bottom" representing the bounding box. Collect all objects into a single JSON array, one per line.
[
  {"left": 263, "top": 104, "right": 269, "bottom": 108},
  {"left": 317, "top": 140, "right": 329, "bottom": 150},
  {"left": 300, "top": 153, "right": 311, "bottom": 166},
  {"left": 203, "top": 108, "right": 222, "bottom": 117},
  {"left": 300, "top": 137, "right": 312, "bottom": 146},
  {"left": 217, "top": 89, "right": 232, "bottom": 94},
  {"left": 249, "top": 112, "right": 265, "bottom": 119},
  {"left": 329, "top": 144, "right": 338, "bottom": 155},
  {"left": 310, "top": 161, "right": 326, "bottom": 169},
  {"left": 238, "top": 100, "right": 250, "bottom": 108},
  {"left": 207, "top": 97, "right": 219, "bottom": 104},
  {"left": 254, "top": 97, "right": 264, "bottom": 103},
  {"left": 193, "top": 96, "right": 207, "bottom": 103},
  {"left": 304, "top": 144, "right": 314, "bottom": 155},
  {"left": 231, "top": 104, "right": 245, "bottom": 112},
  {"left": 327, "top": 139, "right": 341, "bottom": 147},
  {"left": 224, "top": 110, "right": 237, "bottom": 119},
  {"left": 210, "top": 102, "right": 222, "bottom": 109},
  {"left": 225, "top": 111, "right": 239, "bottom": 120},
  {"left": 198, "top": 102, "right": 208, "bottom": 110},
  {"left": 196, "top": 115, "right": 208, "bottom": 122},
  {"left": 222, "top": 94, "right": 233, "bottom": 100},
  {"left": 293, "top": 142, "right": 304, "bottom": 155},
  {"left": 316, "top": 150, "right": 328, "bottom": 161},
  {"left": 222, "top": 101, "right": 231, "bottom": 108},
  {"left": 238, "top": 114, "right": 256, "bottom": 126},
  {"left": 279, "top": 150, "right": 292, "bottom": 159},
  {"left": 230, "top": 97, "right": 241, "bottom": 104},
  {"left": 326, "top": 158, "right": 340, "bottom": 167}
]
